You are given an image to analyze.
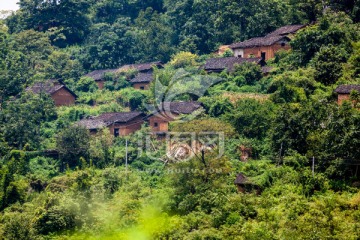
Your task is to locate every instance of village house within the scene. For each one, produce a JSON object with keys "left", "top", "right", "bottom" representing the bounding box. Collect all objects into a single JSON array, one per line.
[
  {"left": 130, "top": 72, "right": 154, "bottom": 90},
  {"left": 147, "top": 101, "right": 203, "bottom": 133},
  {"left": 26, "top": 79, "right": 77, "bottom": 107},
  {"left": 234, "top": 173, "right": 261, "bottom": 194},
  {"left": 202, "top": 57, "right": 265, "bottom": 73},
  {"left": 334, "top": 84, "right": 360, "bottom": 105},
  {"left": 118, "top": 61, "right": 164, "bottom": 73},
  {"left": 84, "top": 62, "right": 163, "bottom": 90},
  {"left": 84, "top": 69, "right": 118, "bottom": 89},
  {"left": 77, "top": 112, "right": 145, "bottom": 137},
  {"left": 229, "top": 24, "right": 305, "bottom": 60}
]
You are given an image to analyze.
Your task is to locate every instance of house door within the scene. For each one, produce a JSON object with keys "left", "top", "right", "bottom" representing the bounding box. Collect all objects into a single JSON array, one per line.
[
  {"left": 261, "top": 52, "right": 266, "bottom": 61},
  {"left": 114, "top": 128, "right": 120, "bottom": 137}
]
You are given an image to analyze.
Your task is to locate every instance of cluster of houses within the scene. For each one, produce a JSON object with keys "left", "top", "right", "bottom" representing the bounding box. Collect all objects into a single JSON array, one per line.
[
  {"left": 26, "top": 24, "right": 360, "bottom": 138},
  {"left": 84, "top": 61, "right": 164, "bottom": 90},
  {"left": 76, "top": 101, "right": 202, "bottom": 137}
]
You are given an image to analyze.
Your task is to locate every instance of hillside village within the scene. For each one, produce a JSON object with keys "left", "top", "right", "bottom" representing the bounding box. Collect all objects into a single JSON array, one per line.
[
  {"left": 25, "top": 24, "right": 358, "bottom": 140},
  {"left": 0, "top": 0, "right": 360, "bottom": 239}
]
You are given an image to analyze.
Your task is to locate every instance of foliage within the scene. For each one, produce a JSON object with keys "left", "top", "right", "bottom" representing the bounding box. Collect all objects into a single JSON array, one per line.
[
  {"left": 290, "top": 13, "right": 358, "bottom": 66},
  {"left": 200, "top": 96, "right": 233, "bottom": 117},
  {"left": 169, "top": 51, "right": 199, "bottom": 68},
  {"left": 225, "top": 99, "right": 275, "bottom": 140},
  {"left": 312, "top": 45, "right": 349, "bottom": 85},
  {"left": 76, "top": 77, "right": 98, "bottom": 94},
  {"left": 89, "top": 129, "right": 114, "bottom": 169},
  {"left": 0, "top": 92, "right": 56, "bottom": 150},
  {"left": 269, "top": 68, "right": 319, "bottom": 103},
  {"left": 80, "top": 19, "right": 136, "bottom": 70},
  {"left": 172, "top": 118, "right": 236, "bottom": 137},
  {"left": 232, "top": 62, "right": 263, "bottom": 86},
  {"left": 1, "top": 3, "right": 360, "bottom": 240},
  {"left": 8, "top": 0, "right": 92, "bottom": 46},
  {"left": 56, "top": 126, "right": 91, "bottom": 170}
]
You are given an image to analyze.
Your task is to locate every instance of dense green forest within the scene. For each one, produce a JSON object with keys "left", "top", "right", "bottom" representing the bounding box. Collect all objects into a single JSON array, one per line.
[{"left": 0, "top": 0, "right": 360, "bottom": 239}]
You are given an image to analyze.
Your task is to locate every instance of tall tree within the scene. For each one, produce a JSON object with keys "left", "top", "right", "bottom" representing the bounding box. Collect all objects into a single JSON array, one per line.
[
  {"left": 56, "top": 126, "right": 91, "bottom": 170},
  {"left": 7, "top": 0, "right": 92, "bottom": 46},
  {"left": 0, "top": 92, "right": 57, "bottom": 150}
]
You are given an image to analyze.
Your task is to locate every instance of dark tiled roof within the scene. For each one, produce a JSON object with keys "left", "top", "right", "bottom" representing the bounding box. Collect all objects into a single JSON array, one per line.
[
  {"left": 267, "top": 24, "right": 306, "bottom": 36},
  {"left": 335, "top": 85, "right": 360, "bottom": 94},
  {"left": 202, "top": 57, "right": 262, "bottom": 72},
  {"left": 229, "top": 24, "right": 305, "bottom": 49},
  {"left": 77, "top": 112, "right": 145, "bottom": 129},
  {"left": 230, "top": 35, "right": 289, "bottom": 49},
  {"left": 167, "top": 101, "right": 202, "bottom": 114},
  {"left": 130, "top": 73, "right": 154, "bottom": 83},
  {"left": 119, "top": 61, "right": 163, "bottom": 72},
  {"left": 234, "top": 173, "right": 250, "bottom": 185},
  {"left": 84, "top": 69, "right": 118, "bottom": 81},
  {"left": 26, "top": 79, "right": 77, "bottom": 98},
  {"left": 76, "top": 118, "right": 107, "bottom": 129}
]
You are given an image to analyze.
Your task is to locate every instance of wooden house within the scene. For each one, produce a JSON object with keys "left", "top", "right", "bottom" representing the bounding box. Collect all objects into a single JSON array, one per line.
[
  {"left": 26, "top": 79, "right": 77, "bottom": 107},
  {"left": 229, "top": 24, "right": 305, "bottom": 60},
  {"left": 84, "top": 62, "right": 163, "bottom": 90},
  {"left": 202, "top": 57, "right": 265, "bottom": 73},
  {"left": 234, "top": 173, "right": 261, "bottom": 194},
  {"left": 130, "top": 73, "right": 154, "bottom": 90},
  {"left": 84, "top": 69, "right": 118, "bottom": 89},
  {"left": 146, "top": 102, "right": 203, "bottom": 133},
  {"left": 77, "top": 112, "right": 145, "bottom": 137},
  {"left": 334, "top": 85, "right": 360, "bottom": 105}
]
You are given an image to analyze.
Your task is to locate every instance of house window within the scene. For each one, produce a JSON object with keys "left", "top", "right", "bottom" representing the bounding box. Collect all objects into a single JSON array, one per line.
[
  {"left": 281, "top": 42, "right": 286, "bottom": 47},
  {"left": 140, "top": 86, "right": 145, "bottom": 90},
  {"left": 114, "top": 128, "right": 120, "bottom": 137},
  {"left": 154, "top": 122, "right": 158, "bottom": 127},
  {"left": 237, "top": 54, "right": 242, "bottom": 58}
]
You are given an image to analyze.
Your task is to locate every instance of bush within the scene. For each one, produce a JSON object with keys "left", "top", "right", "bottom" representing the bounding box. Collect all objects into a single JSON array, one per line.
[
  {"left": 56, "top": 126, "right": 90, "bottom": 170},
  {"left": 232, "top": 62, "right": 263, "bottom": 86},
  {"left": 76, "top": 77, "right": 98, "bottom": 93},
  {"left": 169, "top": 52, "right": 199, "bottom": 68}
]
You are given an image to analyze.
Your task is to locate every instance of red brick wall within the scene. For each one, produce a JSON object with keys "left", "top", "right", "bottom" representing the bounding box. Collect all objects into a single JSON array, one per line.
[
  {"left": 96, "top": 81, "right": 105, "bottom": 90},
  {"left": 243, "top": 43, "right": 291, "bottom": 60},
  {"left": 148, "top": 115, "right": 170, "bottom": 132},
  {"left": 338, "top": 94, "right": 350, "bottom": 105},
  {"left": 133, "top": 83, "right": 150, "bottom": 90},
  {"left": 244, "top": 47, "right": 261, "bottom": 58},
  {"left": 108, "top": 117, "right": 144, "bottom": 136},
  {"left": 51, "top": 88, "right": 76, "bottom": 107}
]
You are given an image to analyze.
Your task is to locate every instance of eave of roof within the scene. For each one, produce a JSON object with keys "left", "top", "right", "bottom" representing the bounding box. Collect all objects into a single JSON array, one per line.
[
  {"left": 229, "top": 35, "right": 290, "bottom": 49},
  {"left": 202, "top": 57, "right": 263, "bottom": 71},
  {"left": 130, "top": 73, "right": 154, "bottom": 83},
  {"left": 229, "top": 24, "right": 305, "bottom": 49},
  {"left": 145, "top": 101, "right": 203, "bottom": 119},
  {"left": 26, "top": 79, "right": 78, "bottom": 99},
  {"left": 77, "top": 112, "right": 145, "bottom": 129},
  {"left": 84, "top": 69, "right": 118, "bottom": 81},
  {"left": 334, "top": 85, "right": 360, "bottom": 94}
]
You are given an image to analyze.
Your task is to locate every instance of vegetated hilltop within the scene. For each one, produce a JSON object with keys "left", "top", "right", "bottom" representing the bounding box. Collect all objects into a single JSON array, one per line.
[{"left": 0, "top": 1, "right": 360, "bottom": 239}]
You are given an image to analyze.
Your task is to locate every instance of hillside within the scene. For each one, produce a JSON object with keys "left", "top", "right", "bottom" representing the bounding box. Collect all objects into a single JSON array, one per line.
[{"left": 0, "top": 1, "right": 360, "bottom": 239}]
